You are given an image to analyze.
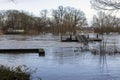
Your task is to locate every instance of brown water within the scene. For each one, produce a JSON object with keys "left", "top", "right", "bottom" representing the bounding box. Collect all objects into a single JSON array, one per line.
[{"left": 0, "top": 34, "right": 120, "bottom": 80}]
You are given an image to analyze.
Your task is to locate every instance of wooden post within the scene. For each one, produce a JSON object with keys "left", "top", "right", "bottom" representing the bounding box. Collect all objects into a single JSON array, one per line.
[{"left": 38, "top": 49, "right": 45, "bottom": 56}]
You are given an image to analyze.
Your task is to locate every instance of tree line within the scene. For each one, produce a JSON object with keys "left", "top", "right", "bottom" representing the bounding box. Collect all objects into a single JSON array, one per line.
[
  {"left": 0, "top": 5, "right": 120, "bottom": 35},
  {"left": 0, "top": 6, "right": 87, "bottom": 35}
]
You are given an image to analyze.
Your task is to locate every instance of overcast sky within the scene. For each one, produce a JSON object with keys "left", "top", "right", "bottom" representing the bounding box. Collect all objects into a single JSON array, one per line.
[{"left": 0, "top": 0, "right": 97, "bottom": 25}]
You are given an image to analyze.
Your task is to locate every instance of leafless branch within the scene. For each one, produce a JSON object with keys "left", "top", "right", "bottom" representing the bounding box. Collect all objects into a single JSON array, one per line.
[{"left": 91, "top": 0, "right": 120, "bottom": 11}]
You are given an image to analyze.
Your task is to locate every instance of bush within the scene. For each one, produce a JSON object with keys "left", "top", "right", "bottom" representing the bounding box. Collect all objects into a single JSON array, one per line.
[{"left": 0, "top": 65, "right": 30, "bottom": 80}]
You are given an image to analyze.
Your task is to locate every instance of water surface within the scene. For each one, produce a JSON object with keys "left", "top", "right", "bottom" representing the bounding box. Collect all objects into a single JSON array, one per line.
[{"left": 0, "top": 34, "right": 120, "bottom": 80}]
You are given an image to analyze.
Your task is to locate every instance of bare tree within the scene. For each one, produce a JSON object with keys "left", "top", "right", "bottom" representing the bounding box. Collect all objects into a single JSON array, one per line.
[
  {"left": 92, "top": 11, "right": 120, "bottom": 34},
  {"left": 58, "top": 6, "right": 65, "bottom": 40},
  {"left": 52, "top": 10, "right": 60, "bottom": 34},
  {"left": 0, "top": 11, "right": 4, "bottom": 29},
  {"left": 40, "top": 9, "right": 49, "bottom": 34},
  {"left": 52, "top": 6, "right": 65, "bottom": 40},
  {"left": 90, "top": 0, "right": 120, "bottom": 11},
  {"left": 52, "top": 6, "right": 87, "bottom": 40},
  {"left": 64, "top": 7, "right": 87, "bottom": 39}
]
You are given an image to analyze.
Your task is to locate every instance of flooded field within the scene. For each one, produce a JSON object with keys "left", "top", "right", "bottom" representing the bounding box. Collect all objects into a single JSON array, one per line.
[{"left": 0, "top": 34, "right": 120, "bottom": 80}]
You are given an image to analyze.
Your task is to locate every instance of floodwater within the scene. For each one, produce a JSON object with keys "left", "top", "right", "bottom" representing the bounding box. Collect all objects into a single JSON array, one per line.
[{"left": 0, "top": 34, "right": 120, "bottom": 80}]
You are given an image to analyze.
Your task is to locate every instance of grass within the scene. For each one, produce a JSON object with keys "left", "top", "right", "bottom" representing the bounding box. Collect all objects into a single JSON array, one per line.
[{"left": 0, "top": 65, "right": 30, "bottom": 80}]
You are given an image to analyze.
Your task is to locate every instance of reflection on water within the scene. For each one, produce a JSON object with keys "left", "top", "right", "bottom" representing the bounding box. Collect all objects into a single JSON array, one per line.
[{"left": 0, "top": 34, "right": 120, "bottom": 80}]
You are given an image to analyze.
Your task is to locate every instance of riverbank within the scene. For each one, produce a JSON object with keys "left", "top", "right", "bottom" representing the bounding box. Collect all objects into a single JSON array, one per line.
[{"left": 0, "top": 65, "right": 30, "bottom": 80}]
